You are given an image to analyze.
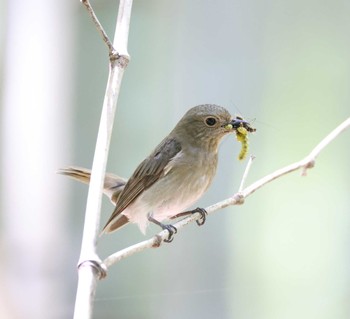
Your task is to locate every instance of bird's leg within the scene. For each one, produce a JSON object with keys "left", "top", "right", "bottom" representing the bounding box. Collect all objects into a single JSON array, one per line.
[
  {"left": 147, "top": 213, "right": 177, "bottom": 243},
  {"left": 171, "top": 207, "right": 208, "bottom": 226}
]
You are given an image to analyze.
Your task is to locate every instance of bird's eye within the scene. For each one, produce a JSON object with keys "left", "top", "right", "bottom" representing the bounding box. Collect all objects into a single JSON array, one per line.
[{"left": 205, "top": 117, "right": 217, "bottom": 127}]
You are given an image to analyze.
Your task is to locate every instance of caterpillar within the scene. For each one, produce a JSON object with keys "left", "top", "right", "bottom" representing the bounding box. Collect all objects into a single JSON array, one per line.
[
  {"left": 228, "top": 115, "right": 255, "bottom": 160},
  {"left": 236, "top": 126, "right": 249, "bottom": 160}
]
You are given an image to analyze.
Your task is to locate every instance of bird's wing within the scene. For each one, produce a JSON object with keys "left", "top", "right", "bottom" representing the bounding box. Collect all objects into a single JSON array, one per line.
[{"left": 103, "top": 138, "right": 182, "bottom": 231}]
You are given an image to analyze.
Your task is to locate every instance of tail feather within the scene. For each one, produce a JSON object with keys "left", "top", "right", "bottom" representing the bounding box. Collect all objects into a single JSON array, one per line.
[
  {"left": 57, "top": 166, "right": 127, "bottom": 204},
  {"left": 57, "top": 166, "right": 92, "bottom": 184},
  {"left": 58, "top": 166, "right": 130, "bottom": 233}
]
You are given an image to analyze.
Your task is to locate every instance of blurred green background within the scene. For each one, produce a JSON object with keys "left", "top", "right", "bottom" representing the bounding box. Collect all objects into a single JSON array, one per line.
[{"left": 1, "top": 0, "right": 350, "bottom": 318}]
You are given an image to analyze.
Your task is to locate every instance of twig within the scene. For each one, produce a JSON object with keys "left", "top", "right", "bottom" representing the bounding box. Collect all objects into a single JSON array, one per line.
[
  {"left": 81, "top": 0, "right": 116, "bottom": 56},
  {"left": 238, "top": 155, "right": 255, "bottom": 192},
  {"left": 103, "top": 117, "right": 350, "bottom": 270},
  {"left": 74, "top": 1, "right": 133, "bottom": 318},
  {"left": 243, "top": 116, "right": 350, "bottom": 197}
]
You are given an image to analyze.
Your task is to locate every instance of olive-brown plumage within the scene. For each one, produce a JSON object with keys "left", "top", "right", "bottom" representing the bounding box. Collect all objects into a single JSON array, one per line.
[{"left": 59, "top": 104, "right": 255, "bottom": 237}]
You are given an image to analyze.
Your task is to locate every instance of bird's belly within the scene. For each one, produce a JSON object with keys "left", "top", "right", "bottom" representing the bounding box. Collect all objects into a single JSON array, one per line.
[
  {"left": 123, "top": 163, "right": 216, "bottom": 234},
  {"left": 145, "top": 173, "right": 210, "bottom": 220}
]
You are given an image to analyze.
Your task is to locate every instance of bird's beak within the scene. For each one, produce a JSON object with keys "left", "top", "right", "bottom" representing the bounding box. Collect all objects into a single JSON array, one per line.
[{"left": 223, "top": 117, "right": 256, "bottom": 133}]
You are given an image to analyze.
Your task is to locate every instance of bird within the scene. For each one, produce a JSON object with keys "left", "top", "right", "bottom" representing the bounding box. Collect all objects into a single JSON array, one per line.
[{"left": 59, "top": 104, "right": 255, "bottom": 242}]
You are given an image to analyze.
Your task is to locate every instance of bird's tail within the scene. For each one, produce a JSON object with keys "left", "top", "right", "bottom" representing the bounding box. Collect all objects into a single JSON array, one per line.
[{"left": 57, "top": 166, "right": 127, "bottom": 204}]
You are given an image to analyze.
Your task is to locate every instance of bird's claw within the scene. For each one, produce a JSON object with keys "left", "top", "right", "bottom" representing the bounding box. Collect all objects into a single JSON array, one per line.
[
  {"left": 192, "top": 207, "right": 208, "bottom": 226},
  {"left": 162, "top": 224, "right": 178, "bottom": 243},
  {"left": 148, "top": 213, "right": 177, "bottom": 243}
]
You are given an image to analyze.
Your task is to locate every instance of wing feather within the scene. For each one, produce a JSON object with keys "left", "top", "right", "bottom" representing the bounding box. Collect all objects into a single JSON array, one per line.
[{"left": 103, "top": 138, "right": 182, "bottom": 231}]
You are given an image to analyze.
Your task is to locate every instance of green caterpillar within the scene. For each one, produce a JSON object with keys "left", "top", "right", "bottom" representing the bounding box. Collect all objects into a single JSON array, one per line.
[
  {"left": 229, "top": 115, "right": 255, "bottom": 161},
  {"left": 236, "top": 126, "right": 249, "bottom": 161}
]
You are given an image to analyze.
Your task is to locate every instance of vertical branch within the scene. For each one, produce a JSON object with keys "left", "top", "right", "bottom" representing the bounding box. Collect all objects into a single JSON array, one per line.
[{"left": 73, "top": 1, "right": 133, "bottom": 318}]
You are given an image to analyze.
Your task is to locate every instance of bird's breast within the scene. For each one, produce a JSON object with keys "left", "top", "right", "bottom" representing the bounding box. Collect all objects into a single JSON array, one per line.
[{"left": 144, "top": 153, "right": 218, "bottom": 220}]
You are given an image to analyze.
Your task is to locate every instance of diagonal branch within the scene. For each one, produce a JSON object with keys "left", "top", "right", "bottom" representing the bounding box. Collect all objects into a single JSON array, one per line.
[
  {"left": 103, "top": 117, "right": 350, "bottom": 270},
  {"left": 81, "top": 0, "right": 116, "bottom": 56}
]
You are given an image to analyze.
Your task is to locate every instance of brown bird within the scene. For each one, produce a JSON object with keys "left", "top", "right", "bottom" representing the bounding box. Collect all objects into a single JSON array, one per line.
[{"left": 59, "top": 104, "right": 255, "bottom": 241}]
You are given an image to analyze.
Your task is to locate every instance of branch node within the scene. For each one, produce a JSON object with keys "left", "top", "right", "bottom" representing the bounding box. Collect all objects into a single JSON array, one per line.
[
  {"left": 109, "top": 50, "right": 120, "bottom": 61},
  {"left": 301, "top": 159, "right": 316, "bottom": 176},
  {"left": 233, "top": 193, "right": 245, "bottom": 205},
  {"left": 152, "top": 235, "right": 163, "bottom": 248},
  {"left": 112, "top": 54, "right": 130, "bottom": 68},
  {"left": 78, "top": 259, "right": 107, "bottom": 280}
]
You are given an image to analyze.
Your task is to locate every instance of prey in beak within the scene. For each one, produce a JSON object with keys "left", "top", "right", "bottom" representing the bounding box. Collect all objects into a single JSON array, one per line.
[
  {"left": 223, "top": 116, "right": 256, "bottom": 160},
  {"left": 225, "top": 116, "right": 256, "bottom": 133}
]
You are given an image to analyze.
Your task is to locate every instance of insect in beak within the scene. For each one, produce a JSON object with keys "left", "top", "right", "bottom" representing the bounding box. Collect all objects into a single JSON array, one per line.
[{"left": 223, "top": 116, "right": 256, "bottom": 160}]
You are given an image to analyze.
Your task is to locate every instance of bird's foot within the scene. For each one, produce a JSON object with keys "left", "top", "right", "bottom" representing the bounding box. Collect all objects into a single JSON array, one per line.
[
  {"left": 170, "top": 207, "right": 208, "bottom": 226},
  {"left": 148, "top": 214, "right": 177, "bottom": 243},
  {"left": 191, "top": 207, "right": 207, "bottom": 226}
]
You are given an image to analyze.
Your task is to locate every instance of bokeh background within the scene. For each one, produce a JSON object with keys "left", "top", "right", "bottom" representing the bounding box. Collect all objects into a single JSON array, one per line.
[{"left": 1, "top": 0, "right": 350, "bottom": 318}]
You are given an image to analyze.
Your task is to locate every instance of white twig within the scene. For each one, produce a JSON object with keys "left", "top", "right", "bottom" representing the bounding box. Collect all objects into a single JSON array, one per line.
[
  {"left": 103, "top": 117, "right": 350, "bottom": 270},
  {"left": 74, "top": 1, "right": 133, "bottom": 318},
  {"left": 238, "top": 155, "right": 255, "bottom": 192}
]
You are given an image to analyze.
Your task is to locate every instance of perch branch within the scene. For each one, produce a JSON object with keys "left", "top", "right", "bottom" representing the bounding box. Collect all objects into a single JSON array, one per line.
[{"left": 103, "top": 117, "right": 350, "bottom": 270}]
